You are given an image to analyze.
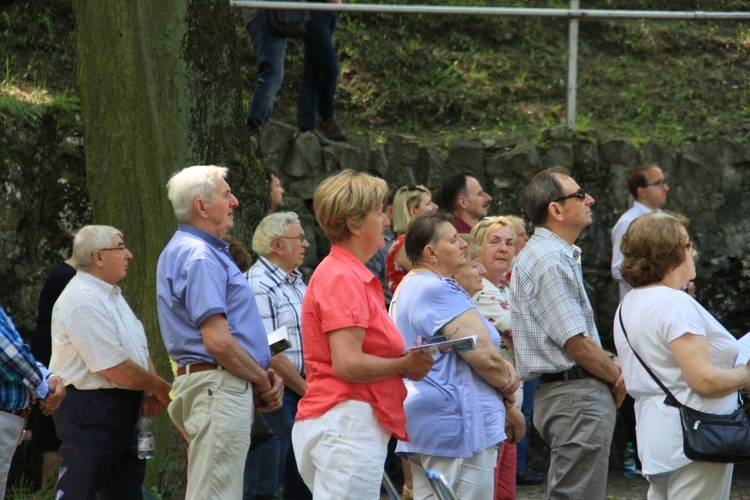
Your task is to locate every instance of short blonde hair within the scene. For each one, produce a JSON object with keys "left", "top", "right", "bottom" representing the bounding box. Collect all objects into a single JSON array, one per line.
[
  {"left": 252, "top": 212, "right": 301, "bottom": 256},
  {"left": 392, "top": 185, "right": 431, "bottom": 235},
  {"left": 470, "top": 216, "right": 515, "bottom": 246},
  {"left": 621, "top": 212, "right": 691, "bottom": 287},
  {"left": 313, "top": 170, "right": 387, "bottom": 243},
  {"left": 458, "top": 234, "right": 481, "bottom": 261},
  {"left": 503, "top": 215, "right": 525, "bottom": 232}
]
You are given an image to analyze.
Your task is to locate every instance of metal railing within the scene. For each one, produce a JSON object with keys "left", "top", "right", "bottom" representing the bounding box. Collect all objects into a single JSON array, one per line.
[{"left": 231, "top": 1, "right": 750, "bottom": 129}]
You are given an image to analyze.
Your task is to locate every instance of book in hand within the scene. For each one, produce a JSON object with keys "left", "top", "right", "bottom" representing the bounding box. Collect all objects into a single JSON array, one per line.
[
  {"left": 268, "top": 325, "right": 292, "bottom": 355},
  {"left": 408, "top": 335, "right": 477, "bottom": 355}
]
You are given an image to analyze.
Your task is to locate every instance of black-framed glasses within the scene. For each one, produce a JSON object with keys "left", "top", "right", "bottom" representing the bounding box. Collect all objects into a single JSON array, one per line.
[
  {"left": 645, "top": 179, "right": 667, "bottom": 187},
  {"left": 98, "top": 245, "right": 128, "bottom": 253},
  {"left": 552, "top": 188, "right": 586, "bottom": 203},
  {"left": 279, "top": 234, "right": 307, "bottom": 243}
]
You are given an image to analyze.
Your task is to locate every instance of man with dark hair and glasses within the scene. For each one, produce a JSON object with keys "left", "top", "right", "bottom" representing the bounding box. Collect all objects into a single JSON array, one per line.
[
  {"left": 510, "top": 168, "right": 625, "bottom": 499},
  {"left": 611, "top": 164, "right": 669, "bottom": 301}
]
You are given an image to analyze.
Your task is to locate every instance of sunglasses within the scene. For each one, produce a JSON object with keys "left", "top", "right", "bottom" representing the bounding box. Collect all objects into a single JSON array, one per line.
[{"left": 552, "top": 188, "right": 586, "bottom": 203}]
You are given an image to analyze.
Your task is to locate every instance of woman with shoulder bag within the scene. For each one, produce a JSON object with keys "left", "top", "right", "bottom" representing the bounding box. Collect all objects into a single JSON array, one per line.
[{"left": 614, "top": 212, "right": 750, "bottom": 500}]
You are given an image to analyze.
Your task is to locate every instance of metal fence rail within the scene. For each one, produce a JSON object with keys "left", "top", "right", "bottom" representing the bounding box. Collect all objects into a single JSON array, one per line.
[{"left": 231, "top": 1, "right": 750, "bottom": 129}]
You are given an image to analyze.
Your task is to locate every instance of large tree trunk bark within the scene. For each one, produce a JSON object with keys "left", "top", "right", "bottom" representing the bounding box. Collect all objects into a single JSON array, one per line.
[{"left": 72, "top": 1, "right": 266, "bottom": 495}]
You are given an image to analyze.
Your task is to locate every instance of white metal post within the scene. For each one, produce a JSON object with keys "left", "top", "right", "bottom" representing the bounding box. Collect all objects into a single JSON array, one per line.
[{"left": 567, "top": 0, "right": 580, "bottom": 130}]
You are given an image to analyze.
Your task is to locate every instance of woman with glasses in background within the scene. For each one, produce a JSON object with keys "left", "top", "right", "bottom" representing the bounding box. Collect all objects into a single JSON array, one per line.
[{"left": 614, "top": 212, "right": 750, "bottom": 500}]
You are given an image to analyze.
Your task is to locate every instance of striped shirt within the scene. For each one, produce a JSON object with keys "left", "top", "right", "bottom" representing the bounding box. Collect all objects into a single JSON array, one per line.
[
  {"left": 510, "top": 227, "right": 601, "bottom": 380},
  {"left": 0, "top": 306, "right": 50, "bottom": 410},
  {"left": 50, "top": 272, "right": 150, "bottom": 390},
  {"left": 245, "top": 257, "right": 306, "bottom": 375}
]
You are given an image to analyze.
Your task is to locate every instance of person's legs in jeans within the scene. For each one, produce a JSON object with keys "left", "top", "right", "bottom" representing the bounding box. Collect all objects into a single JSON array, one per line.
[
  {"left": 247, "top": 12, "right": 287, "bottom": 135},
  {"left": 244, "top": 391, "right": 310, "bottom": 500},
  {"left": 297, "top": 11, "right": 339, "bottom": 131}
]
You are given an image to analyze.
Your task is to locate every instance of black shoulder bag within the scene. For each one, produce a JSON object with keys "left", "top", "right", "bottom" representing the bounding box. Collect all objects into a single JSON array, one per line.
[
  {"left": 618, "top": 307, "right": 750, "bottom": 463},
  {"left": 266, "top": 1, "right": 310, "bottom": 38}
]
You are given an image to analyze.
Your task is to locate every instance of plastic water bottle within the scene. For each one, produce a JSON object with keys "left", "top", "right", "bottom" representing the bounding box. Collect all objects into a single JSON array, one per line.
[
  {"left": 138, "top": 415, "right": 154, "bottom": 460},
  {"left": 623, "top": 441, "right": 636, "bottom": 479}
]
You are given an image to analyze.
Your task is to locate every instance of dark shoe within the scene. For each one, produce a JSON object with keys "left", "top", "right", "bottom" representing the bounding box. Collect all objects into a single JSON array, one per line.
[
  {"left": 319, "top": 115, "right": 347, "bottom": 141},
  {"left": 516, "top": 467, "right": 545, "bottom": 485},
  {"left": 301, "top": 128, "right": 331, "bottom": 146}
]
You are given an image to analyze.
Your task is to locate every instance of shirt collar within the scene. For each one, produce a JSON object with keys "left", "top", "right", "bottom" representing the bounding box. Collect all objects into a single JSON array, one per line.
[
  {"left": 177, "top": 223, "right": 230, "bottom": 252},
  {"left": 329, "top": 245, "right": 379, "bottom": 285},
  {"left": 77, "top": 270, "right": 122, "bottom": 299},
  {"left": 258, "top": 256, "right": 303, "bottom": 285},
  {"left": 533, "top": 227, "right": 581, "bottom": 262},
  {"left": 632, "top": 200, "right": 661, "bottom": 214}
]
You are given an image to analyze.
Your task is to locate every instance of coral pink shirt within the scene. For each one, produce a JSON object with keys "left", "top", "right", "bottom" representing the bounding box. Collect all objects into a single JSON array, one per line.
[{"left": 296, "top": 244, "right": 408, "bottom": 440}]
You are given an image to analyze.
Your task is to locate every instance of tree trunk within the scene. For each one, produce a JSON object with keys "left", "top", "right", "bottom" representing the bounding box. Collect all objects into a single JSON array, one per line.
[{"left": 72, "top": 1, "right": 266, "bottom": 495}]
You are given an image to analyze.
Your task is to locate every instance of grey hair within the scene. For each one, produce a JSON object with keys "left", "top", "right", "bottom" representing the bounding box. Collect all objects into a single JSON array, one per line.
[
  {"left": 252, "top": 212, "right": 301, "bottom": 256},
  {"left": 73, "top": 225, "right": 124, "bottom": 268},
  {"left": 167, "top": 165, "right": 229, "bottom": 223},
  {"left": 524, "top": 167, "right": 568, "bottom": 226}
]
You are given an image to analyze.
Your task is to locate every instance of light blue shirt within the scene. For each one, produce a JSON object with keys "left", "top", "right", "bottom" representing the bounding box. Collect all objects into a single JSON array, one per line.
[
  {"left": 156, "top": 224, "right": 271, "bottom": 370},
  {"left": 390, "top": 273, "right": 506, "bottom": 459}
]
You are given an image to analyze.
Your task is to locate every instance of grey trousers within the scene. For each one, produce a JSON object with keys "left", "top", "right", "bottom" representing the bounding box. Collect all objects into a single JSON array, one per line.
[{"left": 533, "top": 377, "right": 616, "bottom": 500}]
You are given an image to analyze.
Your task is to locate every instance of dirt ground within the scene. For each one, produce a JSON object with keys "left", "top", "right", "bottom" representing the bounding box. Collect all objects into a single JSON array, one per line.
[{"left": 517, "top": 463, "right": 750, "bottom": 499}]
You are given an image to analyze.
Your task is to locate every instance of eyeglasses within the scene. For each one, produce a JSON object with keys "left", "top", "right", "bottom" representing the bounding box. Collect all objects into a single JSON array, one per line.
[
  {"left": 645, "top": 179, "right": 667, "bottom": 187},
  {"left": 683, "top": 242, "right": 695, "bottom": 252},
  {"left": 279, "top": 234, "right": 307, "bottom": 243},
  {"left": 98, "top": 245, "right": 128, "bottom": 253},
  {"left": 552, "top": 188, "right": 586, "bottom": 203}
]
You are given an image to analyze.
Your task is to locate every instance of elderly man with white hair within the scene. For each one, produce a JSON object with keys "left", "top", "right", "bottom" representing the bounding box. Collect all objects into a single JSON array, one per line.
[
  {"left": 243, "top": 212, "right": 311, "bottom": 500},
  {"left": 156, "top": 165, "right": 284, "bottom": 500},
  {"left": 51, "top": 225, "right": 171, "bottom": 499}
]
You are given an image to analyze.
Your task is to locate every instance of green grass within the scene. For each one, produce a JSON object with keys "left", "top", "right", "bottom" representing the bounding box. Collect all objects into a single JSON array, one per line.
[{"left": 3, "top": 0, "right": 750, "bottom": 148}]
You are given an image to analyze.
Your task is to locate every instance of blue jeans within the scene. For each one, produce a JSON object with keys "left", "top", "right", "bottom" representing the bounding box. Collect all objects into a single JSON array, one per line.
[
  {"left": 247, "top": 12, "right": 288, "bottom": 135},
  {"left": 297, "top": 11, "right": 339, "bottom": 130},
  {"left": 516, "top": 378, "right": 538, "bottom": 471},
  {"left": 243, "top": 391, "right": 311, "bottom": 500}
]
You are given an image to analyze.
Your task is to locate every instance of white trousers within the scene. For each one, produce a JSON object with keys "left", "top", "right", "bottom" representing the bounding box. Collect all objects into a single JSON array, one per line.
[
  {"left": 409, "top": 446, "right": 498, "bottom": 500},
  {"left": 646, "top": 460, "right": 733, "bottom": 500},
  {"left": 292, "top": 400, "right": 390, "bottom": 499}
]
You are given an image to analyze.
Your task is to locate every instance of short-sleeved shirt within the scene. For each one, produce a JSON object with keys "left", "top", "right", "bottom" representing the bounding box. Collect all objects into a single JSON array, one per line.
[
  {"left": 51, "top": 272, "right": 150, "bottom": 390},
  {"left": 390, "top": 272, "right": 506, "bottom": 458},
  {"left": 510, "top": 227, "right": 601, "bottom": 380},
  {"left": 245, "top": 256, "right": 306, "bottom": 375},
  {"left": 614, "top": 287, "right": 740, "bottom": 474},
  {"left": 295, "top": 245, "right": 408, "bottom": 440},
  {"left": 156, "top": 224, "right": 271, "bottom": 371}
]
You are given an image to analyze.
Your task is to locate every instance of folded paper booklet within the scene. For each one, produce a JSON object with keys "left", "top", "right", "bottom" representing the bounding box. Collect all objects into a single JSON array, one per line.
[
  {"left": 268, "top": 325, "right": 292, "bottom": 355},
  {"left": 737, "top": 331, "right": 750, "bottom": 366},
  {"left": 408, "top": 335, "right": 477, "bottom": 355}
]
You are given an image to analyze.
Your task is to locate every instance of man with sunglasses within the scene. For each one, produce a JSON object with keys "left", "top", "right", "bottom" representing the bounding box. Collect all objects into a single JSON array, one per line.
[
  {"left": 510, "top": 168, "right": 625, "bottom": 500},
  {"left": 50, "top": 225, "right": 172, "bottom": 499},
  {"left": 243, "top": 212, "right": 311, "bottom": 500},
  {"left": 611, "top": 164, "right": 669, "bottom": 301}
]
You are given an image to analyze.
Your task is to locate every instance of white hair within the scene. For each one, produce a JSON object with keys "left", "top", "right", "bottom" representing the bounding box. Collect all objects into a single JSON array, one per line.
[
  {"left": 73, "top": 225, "right": 123, "bottom": 268},
  {"left": 252, "top": 212, "right": 301, "bottom": 256},
  {"left": 167, "top": 165, "right": 229, "bottom": 223}
]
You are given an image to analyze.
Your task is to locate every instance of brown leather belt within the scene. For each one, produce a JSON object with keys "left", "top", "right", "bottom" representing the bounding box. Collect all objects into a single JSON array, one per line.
[
  {"left": 177, "top": 362, "right": 218, "bottom": 377},
  {"left": 0, "top": 408, "right": 31, "bottom": 419},
  {"left": 539, "top": 365, "right": 593, "bottom": 385}
]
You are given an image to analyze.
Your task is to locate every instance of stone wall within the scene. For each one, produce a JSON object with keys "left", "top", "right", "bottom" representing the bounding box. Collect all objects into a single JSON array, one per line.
[{"left": 4, "top": 116, "right": 750, "bottom": 348}]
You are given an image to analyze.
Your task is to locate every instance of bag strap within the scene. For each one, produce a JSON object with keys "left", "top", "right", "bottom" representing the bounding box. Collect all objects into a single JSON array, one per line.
[{"left": 617, "top": 306, "right": 683, "bottom": 408}]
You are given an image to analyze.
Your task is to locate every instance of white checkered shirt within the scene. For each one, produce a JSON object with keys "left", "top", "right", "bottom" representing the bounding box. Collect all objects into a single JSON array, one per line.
[{"left": 510, "top": 227, "right": 601, "bottom": 380}]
